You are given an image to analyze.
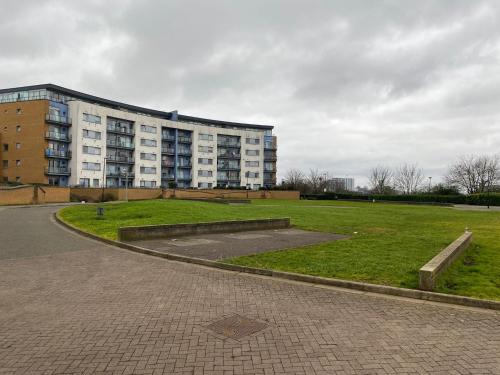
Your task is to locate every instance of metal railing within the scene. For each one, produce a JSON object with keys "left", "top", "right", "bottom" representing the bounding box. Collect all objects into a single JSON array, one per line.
[
  {"left": 106, "top": 125, "right": 135, "bottom": 135},
  {"left": 162, "top": 135, "right": 175, "bottom": 141},
  {"left": 45, "top": 167, "right": 71, "bottom": 175},
  {"left": 106, "top": 139, "right": 134, "bottom": 149},
  {"left": 178, "top": 136, "right": 192, "bottom": 143},
  {"left": 45, "top": 114, "right": 72, "bottom": 125},
  {"left": 45, "top": 131, "right": 71, "bottom": 142},
  {"left": 106, "top": 171, "right": 135, "bottom": 177},
  {"left": 45, "top": 149, "right": 71, "bottom": 158},
  {"left": 217, "top": 141, "right": 241, "bottom": 148},
  {"left": 106, "top": 155, "right": 134, "bottom": 163},
  {"left": 162, "top": 147, "right": 175, "bottom": 154}
]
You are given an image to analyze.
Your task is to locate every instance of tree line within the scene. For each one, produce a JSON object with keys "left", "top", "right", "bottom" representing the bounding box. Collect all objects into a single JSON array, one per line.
[{"left": 281, "top": 154, "right": 500, "bottom": 195}]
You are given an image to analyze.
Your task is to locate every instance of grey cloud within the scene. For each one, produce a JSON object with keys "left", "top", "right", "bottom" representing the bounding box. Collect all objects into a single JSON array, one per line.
[{"left": 1, "top": 0, "right": 500, "bottom": 185}]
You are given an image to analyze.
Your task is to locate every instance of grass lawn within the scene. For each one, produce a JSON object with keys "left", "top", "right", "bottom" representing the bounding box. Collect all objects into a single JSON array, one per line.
[{"left": 59, "top": 199, "right": 500, "bottom": 300}]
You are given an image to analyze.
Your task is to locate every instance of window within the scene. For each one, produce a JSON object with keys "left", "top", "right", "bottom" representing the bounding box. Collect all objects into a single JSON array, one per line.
[
  {"left": 246, "top": 138, "right": 260, "bottom": 145},
  {"left": 79, "top": 178, "right": 90, "bottom": 187},
  {"left": 15, "top": 143, "right": 20, "bottom": 149},
  {"left": 245, "top": 161, "right": 259, "bottom": 167},
  {"left": 199, "top": 133, "right": 213, "bottom": 141},
  {"left": 198, "top": 182, "right": 213, "bottom": 188},
  {"left": 253, "top": 184, "right": 261, "bottom": 189},
  {"left": 15, "top": 177, "right": 21, "bottom": 182},
  {"left": 16, "top": 126, "right": 21, "bottom": 132},
  {"left": 83, "top": 113, "right": 101, "bottom": 124},
  {"left": 140, "top": 166, "right": 157, "bottom": 174},
  {"left": 140, "top": 152, "right": 157, "bottom": 161},
  {"left": 16, "top": 160, "right": 20, "bottom": 167},
  {"left": 198, "top": 158, "right": 213, "bottom": 165},
  {"left": 16, "top": 108, "right": 22, "bottom": 114},
  {"left": 246, "top": 149, "right": 260, "bottom": 156},
  {"left": 140, "top": 180, "right": 157, "bottom": 188},
  {"left": 140, "top": 125, "right": 157, "bottom": 134},
  {"left": 2, "top": 144, "right": 7, "bottom": 152},
  {"left": 198, "top": 170, "right": 213, "bottom": 177},
  {"left": 83, "top": 129, "right": 101, "bottom": 140},
  {"left": 93, "top": 179, "right": 100, "bottom": 187},
  {"left": 82, "top": 162, "right": 101, "bottom": 171},
  {"left": 2, "top": 160, "right": 7, "bottom": 169},
  {"left": 198, "top": 145, "right": 213, "bottom": 153},
  {"left": 82, "top": 146, "right": 101, "bottom": 155},
  {"left": 140, "top": 138, "right": 157, "bottom": 147}
]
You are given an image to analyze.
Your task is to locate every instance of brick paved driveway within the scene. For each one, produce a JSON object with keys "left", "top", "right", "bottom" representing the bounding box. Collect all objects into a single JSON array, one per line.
[{"left": 0, "top": 206, "right": 499, "bottom": 374}]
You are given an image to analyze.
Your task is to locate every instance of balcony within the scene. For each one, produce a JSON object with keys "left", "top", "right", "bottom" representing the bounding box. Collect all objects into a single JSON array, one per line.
[
  {"left": 45, "top": 131, "right": 71, "bottom": 142},
  {"left": 217, "top": 152, "right": 241, "bottom": 159},
  {"left": 161, "top": 174, "right": 175, "bottom": 180},
  {"left": 217, "top": 142, "right": 241, "bottom": 148},
  {"left": 178, "top": 136, "right": 192, "bottom": 144},
  {"left": 106, "top": 139, "right": 135, "bottom": 149},
  {"left": 45, "top": 149, "right": 71, "bottom": 159},
  {"left": 264, "top": 167, "right": 277, "bottom": 172},
  {"left": 217, "top": 164, "right": 240, "bottom": 171},
  {"left": 106, "top": 155, "right": 134, "bottom": 164},
  {"left": 106, "top": 170, "right": 135, "bottom": 177},
  {"left": 106, "top": 125, "right": 135, "bottom": 135},
  {"left": 162, "top": 147, "right": 175, "bottom": 155},
  {"left": 178, "top": 163, "right": 192, "bottom": 169},
  {"left": 45, "top": 114, "right": 72, "bottom": 126},
  {"left": 45, "top": 166, "right": 71, "bottom": 175},
  {"left": 178, "top": 149, "right": 192, "bottom": 156},
  {"left": 162, "top": 134, "right": 175, "bottom": 141},
  {"left": 161, "top": 161, "right": 175, "bottom": 167}
]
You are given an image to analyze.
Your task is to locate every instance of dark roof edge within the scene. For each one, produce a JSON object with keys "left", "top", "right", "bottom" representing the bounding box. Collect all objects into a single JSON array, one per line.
[{"left": 0, "top": 84, "right": 274, "bottom": 130}]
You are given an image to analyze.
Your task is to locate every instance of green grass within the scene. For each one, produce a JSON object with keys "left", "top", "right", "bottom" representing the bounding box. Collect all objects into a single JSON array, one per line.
[{"left": 59, "top": 199, "right": 500, "bottom": 300}]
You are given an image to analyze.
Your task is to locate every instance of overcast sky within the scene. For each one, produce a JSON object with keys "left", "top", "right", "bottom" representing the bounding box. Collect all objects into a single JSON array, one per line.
[{"left": 2, "top": 0, "right": 500, "bottom": 186}]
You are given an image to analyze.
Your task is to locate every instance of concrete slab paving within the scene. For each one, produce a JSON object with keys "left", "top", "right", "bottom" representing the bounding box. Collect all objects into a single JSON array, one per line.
[
  {"left": 0, "top": 206, "right": 499, "bottom": 374},
  {"left": 127, "top": 228, "right": 347, "bottom": 260}
]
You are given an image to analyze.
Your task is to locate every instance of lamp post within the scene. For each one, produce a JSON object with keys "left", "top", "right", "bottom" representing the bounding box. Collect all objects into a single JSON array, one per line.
[
  {"left": 101, "top": 157, "right": 107, "bottom": 202},
  {"left": 428, "top": 176, "right": 432, "bottom": 193}
]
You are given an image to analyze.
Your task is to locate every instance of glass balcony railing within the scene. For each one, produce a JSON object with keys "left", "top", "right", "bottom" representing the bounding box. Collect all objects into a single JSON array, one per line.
[
  {"left": 45, "top": 149, "right": 71, "bottom": 158},
  {"left": 45, "top": 114, "right": 72, "bottom": 126},
  {"left": 106, "top": 125, "right": 135, "bottom": 135},
  {"left": 178, "top": 136, "right": 192, "bottom": 143},
  {"left": 162, "top": 147, "right": 175, "bottom": 154},
  {"left": 217, "top": 141, "right": 241, "bottom": 148},
  {"left": 45, "top": 166, "right": 71, "bottom": 175},
  {"left": 162, "top": 134, "right": 175, "bottom": 141},
  {"left": 106, "top": 155, "right": 134, "bottom": 163},
  {"left": 45, "top": 132, "right": 71, "bottom": 142},
  {"left": 106, "top": 139, "right": 134, "bottom": 149}
]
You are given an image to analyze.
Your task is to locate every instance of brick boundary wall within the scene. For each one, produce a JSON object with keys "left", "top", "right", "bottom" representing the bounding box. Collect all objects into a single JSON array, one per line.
[
  {"left": 419, "top": 231, "right": 473, "bottom": 291},
  {"left": 118, "top": 218, "right": 291, "bottom": 242},
  {"left": 0, "top": 185, "right": 69, "bottom": 205},
  {"left": 163, "top": 189, "right": 300, "bottom": 200}
]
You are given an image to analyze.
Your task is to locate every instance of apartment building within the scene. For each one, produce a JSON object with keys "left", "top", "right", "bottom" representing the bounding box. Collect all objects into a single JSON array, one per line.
[{"left": 0, "top": 84, "right": 277, "bottom": 189}]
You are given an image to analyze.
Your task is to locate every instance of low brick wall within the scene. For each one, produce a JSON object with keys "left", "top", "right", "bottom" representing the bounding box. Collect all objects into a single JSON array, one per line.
[
  {"left": 163, "top": 189, "right": 300, "bottom": 200},
  {"left": 36, "top": 186, "right": 70, "bottom": 203},
  {"left": 0, "top": 185, "right": 35, "bottom": 205},
  {"left": 419, "top": 231, "right": 473, "bottom": 291},
  {"left": 118, "top": 218, "right": 291, "bottom": 242},
  {"left": 70, "top": 188, "right": 162, "bottom": 202}
]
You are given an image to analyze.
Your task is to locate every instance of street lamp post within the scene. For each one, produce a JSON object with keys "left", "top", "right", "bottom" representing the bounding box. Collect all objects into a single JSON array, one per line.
[
  {"left": 101, "top": 157, "right": 107, "bottom": 202},
  {"left": 428, "top": 176, "right": 432, "bottom": 193}
]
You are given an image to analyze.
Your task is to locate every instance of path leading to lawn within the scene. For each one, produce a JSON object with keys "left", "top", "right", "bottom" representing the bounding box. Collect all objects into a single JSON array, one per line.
[{"left": 0, "top": 206, "right": 499, "bottom": 374}]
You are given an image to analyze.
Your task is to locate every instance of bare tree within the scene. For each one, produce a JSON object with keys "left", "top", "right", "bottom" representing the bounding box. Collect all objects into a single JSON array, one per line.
[
  {"left": 394, "top": 164, "right": 424, "bottom": 194},
  {"left": 283, "top": 169, "right": 306, "bottom": 191},
  {"left": 368, "top": 166, "right": 393, "bottom": 194},
  {"left": 307, "top": 169, "right": 323, "bottom": 194},
  {"left": 445, "top": 155, "right": 500, "bottom": 194}
]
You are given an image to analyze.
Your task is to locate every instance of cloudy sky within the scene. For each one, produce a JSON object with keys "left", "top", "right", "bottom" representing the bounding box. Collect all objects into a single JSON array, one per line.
[{"left": 2, "top": 0, "right": 500, "bottom": 186}]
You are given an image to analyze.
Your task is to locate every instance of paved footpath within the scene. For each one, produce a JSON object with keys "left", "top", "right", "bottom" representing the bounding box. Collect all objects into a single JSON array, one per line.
[{"left": 0, "top": 206, "right": 499, "bottom": 374}]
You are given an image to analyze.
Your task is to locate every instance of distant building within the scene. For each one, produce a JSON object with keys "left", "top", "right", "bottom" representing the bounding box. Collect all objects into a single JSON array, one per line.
[
  {"left": 0, "top": 84, "right": 277, "bottom": 189},
  {"left": 326, "top": 177, "right": 355, "bottom": 192}
]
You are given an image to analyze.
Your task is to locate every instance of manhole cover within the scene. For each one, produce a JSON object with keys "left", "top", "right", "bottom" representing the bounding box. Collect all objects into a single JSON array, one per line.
[{"left": 206, "top": 315, "right": 267, "bottom": 340}]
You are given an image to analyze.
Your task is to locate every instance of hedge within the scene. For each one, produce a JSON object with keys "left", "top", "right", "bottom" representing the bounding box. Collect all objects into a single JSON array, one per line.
[{"left": 302, "top": 192, "right": 500, "bottom": 206}]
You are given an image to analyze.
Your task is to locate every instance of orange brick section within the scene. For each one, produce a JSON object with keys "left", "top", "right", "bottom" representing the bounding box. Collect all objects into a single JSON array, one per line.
[
  {"left": 0, "top": 206, "right": 499, "bottom": 374},
  {"left": 0, "top": 100, "right": 49, "bottom": 184}
]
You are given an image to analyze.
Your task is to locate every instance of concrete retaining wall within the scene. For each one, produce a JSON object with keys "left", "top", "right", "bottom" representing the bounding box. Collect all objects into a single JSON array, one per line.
[
  {"left": 118, "top": 218, "right": 291, "bottom": 242},
  {"left": 419, "top": 231, "right": 473, "bottom": 291},
  {"left": 163, "top": 189, "right": 300, "bottom": 200}
]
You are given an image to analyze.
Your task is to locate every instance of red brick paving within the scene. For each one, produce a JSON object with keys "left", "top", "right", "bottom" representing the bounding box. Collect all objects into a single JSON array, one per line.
[{"left": 0, "top": 207, "right": 499, "bottom": 374}]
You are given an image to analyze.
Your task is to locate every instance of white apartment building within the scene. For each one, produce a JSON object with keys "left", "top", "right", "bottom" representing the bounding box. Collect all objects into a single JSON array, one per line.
[{"left": 0, "top": 84, "right": 277, "bottom": 189}]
